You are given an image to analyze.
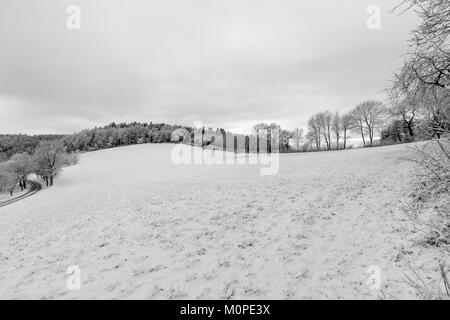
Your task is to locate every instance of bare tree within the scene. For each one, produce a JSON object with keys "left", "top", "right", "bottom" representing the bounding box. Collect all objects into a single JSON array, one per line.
[
  {"left": 317, "top": 111, "right": 333, "bottom": 150},
  {"left": 341, "top": 112, "right": 353, "bottom": 149},
  {"left": 332, "top": 112, "right": 341, "bottom": 150},
  {"left": 420, "top": 86, "right": 450, "bottom": 138},
  {"left": 395, "top": 0, "right": 449, "bottom": 50},
  {"left": 351, "top": 100, "right": 387, "bottom": 147},
  {"left": 350, "top": 110, "right": 367, "bottom": 147},
  {"left": 388, "top": 62, "right": 422, "bottom": 138},
  {"left": 389, "top": 60, "right": 449, "bottom": 139},
  {"left": 410, "top": 50, "right": 450, "bottom": 90},
  {"left": 387, "top": 0, "right": 450, "bottom": 140},
  {"left": 307, "top": 114, "right": 321, "bottom": 150},
  {"left": 392, "top": 0, "right": 450, "bottom": 90},
  {"left": 390, "top": 99, "right": 418, "bottom": 138},
  {"left": 292, "top": 128, "right": 304, "bottom": 151}
]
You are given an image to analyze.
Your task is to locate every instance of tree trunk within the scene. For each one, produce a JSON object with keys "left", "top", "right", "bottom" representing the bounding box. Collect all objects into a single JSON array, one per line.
[
  {"left": 201, "top": 126, "right": 205, "bottom": 149},
  {"left": 220, "top": 129, "right": 226, "bottom": 152},
  {"left": 402, "top": 114, "right": 414, "bottom": 137},
  {"left": 50, "top": 176, "right": 54, "bottom": 186},
  {"left": 245, "top": 136, "right": 250, "bottom": 154},
  {"left": 407, "top": 121, "right": 414, "bottom": 137},
  {"left": 359, "top": 124, "right": 366, "bottom": 147},
  {"left": 256, "top": 134, "right": 260, "bottom": 154},
  {"left": 369, "top": 127, "right": 374, "bottom": 147},
  {"left": 343, "top": 130, "right": 347, "bottom": 149},
  {"left": 328, "top": 128, "right": 331, "bottom": 150}
]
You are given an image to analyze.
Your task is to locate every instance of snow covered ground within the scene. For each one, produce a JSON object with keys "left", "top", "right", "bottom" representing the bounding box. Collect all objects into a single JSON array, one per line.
[
  {"left": 0, "top": 189, "right": 26, "bottom": 202},
  {"left": 0, "top": 143, "right": 429, "bottom": 299}
]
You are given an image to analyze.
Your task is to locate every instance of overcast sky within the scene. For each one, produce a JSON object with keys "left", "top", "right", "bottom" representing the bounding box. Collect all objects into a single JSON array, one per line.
[{"left": 0, "top": 0, "right": 419, "bottom": 134}]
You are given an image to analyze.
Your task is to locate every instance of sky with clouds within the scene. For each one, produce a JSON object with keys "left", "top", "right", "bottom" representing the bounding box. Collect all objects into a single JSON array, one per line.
[{"left": 0, "top": 0, "right": 420, "bottom": 134}]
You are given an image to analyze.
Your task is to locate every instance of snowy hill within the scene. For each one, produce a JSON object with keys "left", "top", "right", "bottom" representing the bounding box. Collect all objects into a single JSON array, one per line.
[{"left": 0, "top": 143, "right": 419, "bottom": 299}]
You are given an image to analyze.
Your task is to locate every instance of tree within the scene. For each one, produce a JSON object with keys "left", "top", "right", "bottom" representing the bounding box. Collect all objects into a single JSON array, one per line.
[
  {"left": 389, "top": 60, "right": 450, "bottom": 139},
  {"left": 307, "top": 114, "right": 321, "bottom": 150},
  {"left": 393, "top": 0, "right": 450, "bottom": 90},
  {"left": 398, "top": 0, "right": 449, "bottom": 49},
  {"left": 253, "top": 123, "right": 269, "bottom": 136},
  {"left": 32, "top": 140, "right": 69, "bottom": 186},
  {"left": 388, "top": 0, "right": 450, "bottom": 142},
  {"left": 351, "top": 100, "right": 387, "bottom": 147},
  {"left": 253, "top": 123, "right": 284, "bottom": 152},
  {"left": 279, "top": 129, "right": 292, "bottom": 152},
  {"left": 389, "top": 99, "right": 418, "bottom": 138},
  {"left": 388, "top": 61, "right": 423, "bottom": 138},
  {"left": 420, "top": 86, "right": 450, "bottom": 138},
  {"left": 381, "top": 119, "right": 407, "bottom": 144},
  {"left": 0, "top": 134, "right": 65, "bottom": 161},
  {"left": 317, "top": 111, "right": 333, "bottom": 150},
  {"left": 292, "top": 128, "right": 304, "bottom": 151},
  {"left": 332, "top": 112, "right": 341, "bottom": 150},
  {"left": 0, "top": 162, "right": 19, "bottom": 196},
  {"left": 341, "top": 112, "right": 353, "bottom": 149},
  {"left": 253, "top": 123, "right": 274, "bottom": 143},
  {"left": 409, "top": 50, "right": 450, "bottom": 90},
  {"left": 8, "top": 153, "right": 33, "bottom": 191}
]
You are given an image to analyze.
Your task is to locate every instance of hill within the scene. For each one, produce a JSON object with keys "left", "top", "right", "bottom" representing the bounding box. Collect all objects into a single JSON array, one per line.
[{"left": 0, "top": 143, "right": 430, "bottom": 299}]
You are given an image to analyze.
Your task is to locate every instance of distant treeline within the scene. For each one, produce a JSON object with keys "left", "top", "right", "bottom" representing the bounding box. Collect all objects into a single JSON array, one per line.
[
  {"left": 0, "top": 123, "right": 195, "bottom": 161},
  {"left": 0, "top": 134, "right": 66, "bottom": 161},
  {"left": 61, "top": 122, "right": 292, "bottom": 154},
  {"left": 62, "top": 122, "right": 193, "bottom": 153},
  {"left": 0, "top": 122, "right": 293, "bottom": 163}
]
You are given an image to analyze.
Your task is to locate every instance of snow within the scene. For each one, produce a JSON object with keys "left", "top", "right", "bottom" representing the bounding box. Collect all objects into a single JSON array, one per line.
[
  {"left": 0, "top": 143, "right": 422, "bottom": 299},
  {"left": 0, "top": 189, "right": 26, "bottom": 202}
]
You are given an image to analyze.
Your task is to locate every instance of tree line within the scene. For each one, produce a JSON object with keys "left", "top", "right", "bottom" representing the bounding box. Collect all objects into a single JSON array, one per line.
[
  {"left": 304, "top": 93, "right": 449, "bottom": 151},
  {"left": 301, "top": 100, "right": 386, "bottom": 151},
  {"left": 0, "top": 134, "right": 65, "bottom": 162},
  {"left": 62, "top": 122, "right": 191, "bottom": 153}
]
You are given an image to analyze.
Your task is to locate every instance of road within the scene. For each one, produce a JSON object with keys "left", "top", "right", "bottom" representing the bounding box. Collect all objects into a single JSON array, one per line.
[{"left": 0, "top": 180, "right": 42, "bottom": 208}]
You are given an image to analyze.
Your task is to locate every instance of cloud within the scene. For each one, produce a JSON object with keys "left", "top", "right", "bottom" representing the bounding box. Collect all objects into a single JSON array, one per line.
[{"left": 0, "top": 0, "right": 419, "bottom": 134}]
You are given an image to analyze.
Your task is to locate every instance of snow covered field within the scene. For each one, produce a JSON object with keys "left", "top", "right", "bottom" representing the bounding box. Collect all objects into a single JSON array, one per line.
[{"left": 0, "top": 143, "right": 425, "bottom": 299}]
